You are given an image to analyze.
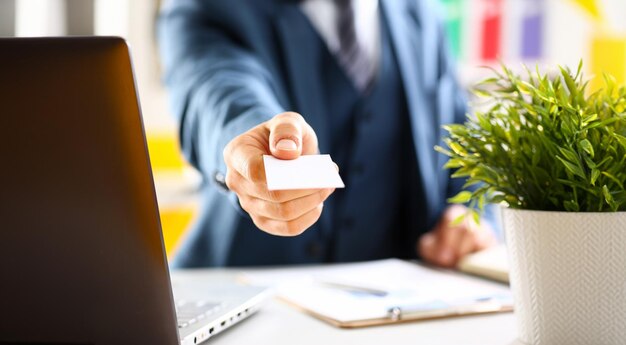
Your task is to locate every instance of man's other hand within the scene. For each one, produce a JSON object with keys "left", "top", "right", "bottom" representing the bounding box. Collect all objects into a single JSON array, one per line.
[
  {"left": 223, "top": 112, "right": 335, "bottom": 236},
  {"left": 418, "top": 205, "right": 496, "bottom": 268}
]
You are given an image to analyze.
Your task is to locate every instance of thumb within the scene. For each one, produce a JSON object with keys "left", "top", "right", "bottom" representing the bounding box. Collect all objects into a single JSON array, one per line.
[
  {"left": 267, "top": 112, "right": 316, "bottom": 160},
  {"left": 418, "top": 232, "right": 438, "bottom": 262}
]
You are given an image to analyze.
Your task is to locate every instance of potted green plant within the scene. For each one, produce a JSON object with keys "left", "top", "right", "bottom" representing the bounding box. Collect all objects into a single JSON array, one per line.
[{"left": 437, "top": 62, "right": 626, "bottom": 345}]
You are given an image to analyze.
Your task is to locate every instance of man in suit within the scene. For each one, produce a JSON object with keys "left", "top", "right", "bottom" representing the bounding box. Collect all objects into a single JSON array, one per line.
[{"left": 158, "top": 0, "right": 496, "bottom": 268}]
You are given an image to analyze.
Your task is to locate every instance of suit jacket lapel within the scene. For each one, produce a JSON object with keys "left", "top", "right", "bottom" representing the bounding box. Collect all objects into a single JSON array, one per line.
[
  {"left": 381, "top": 0, "right": 441, "bottom": 214},
  {"left": 273, "top": 5, "right": 329, "bottom": 153}
]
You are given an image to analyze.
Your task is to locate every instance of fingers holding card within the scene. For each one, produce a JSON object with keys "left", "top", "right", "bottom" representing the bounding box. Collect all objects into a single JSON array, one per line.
[{"left": 263, "top": 155, "right": 345, "bottom": 191}]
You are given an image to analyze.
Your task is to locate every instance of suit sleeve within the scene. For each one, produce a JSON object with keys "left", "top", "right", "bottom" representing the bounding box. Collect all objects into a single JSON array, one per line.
[{"left": 157, "top": 1, "right": 284, "bottom": 200}]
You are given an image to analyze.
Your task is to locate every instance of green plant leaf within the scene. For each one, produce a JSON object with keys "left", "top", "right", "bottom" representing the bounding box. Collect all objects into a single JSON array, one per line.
[
  {"left": 602, "top": 171, "right": 624, "bottom": 189},
  {"left": 437, "top": 61, "right": 626, "bottom": 213},
  {"left": 583, "top": 154, "right": 596, "bottom": 169},
  {"left": 560, "top": 66, "right": 578, "bottom": 100},
  {"left": 603, "top": 185, "right": 617, "bottom": 211},
  {"left": 614, "top": 134, "right": 626, "bottom": 150},
  {"left": 471, "top": 209, "right": 481, "bottom": 224},
  {"left": 451, "top": 167, "right": 472, "bottom": 178},
  {"left": 434, "top": 145, "right": 453, "bottom": 157},
  {"left": 449, "top": 142, "right": 467, "bottom": 156},
  {"left": 575, "top": 59, "right": 583, "bottom": 80},
  {"left": 472, "top": 88, "right": 493, "bottom": 98},
  {"left": 564, "top": 200, "right": 580, "bottom": 212},
  {"left": 591, "top": 169, "right": 601, "bottom": 185},
  {"left": 556, "top": 155, "right": 586, "bottom": 179},
  {"left": 579, "top": 139, "right": 594, "bottom": 158},
  {"left": 582, "top": 113, "right": 598, "bottom": 126},
  {"left": 443, "top": 158, "right": 465, "bottom": 169},
  {"left": 597, "top": 156, "right": 614, "bottom": 169},
  {"left": 447, "top": 191, "right": 472, "bottom": 204},
  {"left": 558, "top": 147, "right": 580, "bottom": 164}
]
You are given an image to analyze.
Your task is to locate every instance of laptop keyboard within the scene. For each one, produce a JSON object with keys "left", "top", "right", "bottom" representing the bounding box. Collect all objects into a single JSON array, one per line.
[{"left": 175, "top": 300, "right": 222, "bottom": 329}]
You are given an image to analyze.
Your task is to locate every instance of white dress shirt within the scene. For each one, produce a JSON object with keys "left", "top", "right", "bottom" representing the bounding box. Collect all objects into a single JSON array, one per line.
[{"left": 300, "top": 0, "right": 381, "bottom": 80}]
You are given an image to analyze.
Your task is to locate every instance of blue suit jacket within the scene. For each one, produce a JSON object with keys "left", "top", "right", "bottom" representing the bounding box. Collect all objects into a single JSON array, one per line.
[{"left": 158, "top": 0, "right": 474, "bottom": 267}]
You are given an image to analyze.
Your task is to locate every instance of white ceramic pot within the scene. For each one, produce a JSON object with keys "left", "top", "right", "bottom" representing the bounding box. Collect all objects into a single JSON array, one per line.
[{"left": 502, "top": 208, "right": 626, "bottom": 345}]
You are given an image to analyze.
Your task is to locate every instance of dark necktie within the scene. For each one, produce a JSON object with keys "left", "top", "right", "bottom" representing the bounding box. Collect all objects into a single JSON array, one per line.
[{"left": 335, "top": 0, "right": 373, "bottom": 92}]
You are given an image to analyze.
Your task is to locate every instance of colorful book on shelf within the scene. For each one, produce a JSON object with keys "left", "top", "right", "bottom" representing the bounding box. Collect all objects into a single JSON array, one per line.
[
  {"left": 480, "top": 0, "right": 503, "bottom": 61},
  {"left": 572, "top": 0, "right": 602, "bottom": 21},
  {"left": 439, "top": 0, "right": 464, "bottom": 58},
  {"left": 590, "top": 33, "right": 626, "bottom": 91},
  {"left": 521, "top": 0, "right": 544, "bottom": 59}
]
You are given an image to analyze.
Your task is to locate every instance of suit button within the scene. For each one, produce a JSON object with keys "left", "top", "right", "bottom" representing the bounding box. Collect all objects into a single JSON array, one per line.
[{"left": 307, "top": 241, "right": 324, "bottom": 258}]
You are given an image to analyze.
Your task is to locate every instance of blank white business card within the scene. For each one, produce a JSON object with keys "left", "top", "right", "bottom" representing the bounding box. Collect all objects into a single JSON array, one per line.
[{"left": 263, "top": 154, "right": 345, "bottom": 191}]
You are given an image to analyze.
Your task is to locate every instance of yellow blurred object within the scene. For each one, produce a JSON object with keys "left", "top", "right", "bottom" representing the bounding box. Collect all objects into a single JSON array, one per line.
[
  {"left": 159, "top": 206, "right": 197, "bottom": 257},
  {"left": 590, "top": 34, "right": 626, "bottom": 91},
  {"left": 571, "top": 0, "right": 602, "bottom": 21},
  {"left": 146, "top": 131, "right": 186, "bottom": 171},
  {"left": 146, "top": 129, "right": 199, "bottom": 257}
]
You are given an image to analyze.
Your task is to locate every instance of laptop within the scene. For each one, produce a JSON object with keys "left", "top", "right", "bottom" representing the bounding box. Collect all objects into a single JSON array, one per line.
[{"left": 0, "top": 37, "right": 269, "bottom": 345}]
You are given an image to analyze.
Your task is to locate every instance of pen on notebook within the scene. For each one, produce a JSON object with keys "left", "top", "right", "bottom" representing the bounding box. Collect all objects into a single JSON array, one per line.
[{"left": 317, "top": 281, "right": 388, "bottom": 297}]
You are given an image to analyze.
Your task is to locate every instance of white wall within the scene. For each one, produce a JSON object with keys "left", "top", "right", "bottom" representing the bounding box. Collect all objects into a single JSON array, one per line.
[
  {"left": 0, "top": 0, "right": 16, "bottom": 36},
  {"left": 16, "top": 0, "right": 66, "bottom": 37},
  {"left": 9, "top": 0, "right": 172, "bottom": 130}
]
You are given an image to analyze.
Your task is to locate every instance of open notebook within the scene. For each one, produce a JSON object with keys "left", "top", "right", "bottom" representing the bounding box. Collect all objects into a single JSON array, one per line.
[
  {"left": 458, "top": 245, "right": 510, "bottom": 283},
  {"left": 241, "top": 259, "right": 512, "bottom": 328}
]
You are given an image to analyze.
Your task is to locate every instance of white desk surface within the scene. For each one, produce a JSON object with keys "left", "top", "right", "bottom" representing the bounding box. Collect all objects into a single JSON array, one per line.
[{"left": 170, "top": 268, "right": 523, "bottom": 345}]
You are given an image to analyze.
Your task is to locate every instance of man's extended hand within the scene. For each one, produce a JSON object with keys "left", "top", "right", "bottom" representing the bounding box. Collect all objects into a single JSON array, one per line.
[
  {"left": 418, "top": 205, "right": 496, "bottom": 268},
  {"left": 223, "top": 112, "right": 335, "bottom": 236}
]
